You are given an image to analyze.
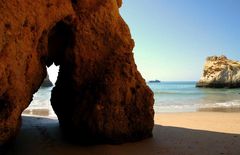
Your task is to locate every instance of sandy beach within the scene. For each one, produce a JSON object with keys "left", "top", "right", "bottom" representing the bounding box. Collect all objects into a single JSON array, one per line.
[{"left": 1, "top": 112, "right": 240, "bottom": 155}]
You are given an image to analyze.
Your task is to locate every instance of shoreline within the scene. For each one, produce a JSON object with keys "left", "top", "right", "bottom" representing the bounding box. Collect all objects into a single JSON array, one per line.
[
  {"left": 155, "top": 112, "right": 240, "bottom": 134},
  {"left": 2, "top": 111, "right": 240, "bottom": 155}
]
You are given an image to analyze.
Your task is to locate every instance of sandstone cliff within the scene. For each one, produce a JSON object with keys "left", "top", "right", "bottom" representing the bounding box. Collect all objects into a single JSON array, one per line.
[
  {"left": 0, "top": 0, "right": 154, "bottom": 144},
  {"left": 196, "top": 55, "right": 240, "bottom": 88}
]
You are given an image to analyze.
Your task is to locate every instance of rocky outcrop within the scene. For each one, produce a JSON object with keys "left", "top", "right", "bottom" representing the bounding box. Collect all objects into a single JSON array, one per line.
[
  {"left": 0, "top": 0, "right": 154, "bottom": 144},
  {"left": 196, "top": 55, "right": 240, "bottom": 88},
  {"left": 41, "top": 73, "right": 53, "bottom": 87}
]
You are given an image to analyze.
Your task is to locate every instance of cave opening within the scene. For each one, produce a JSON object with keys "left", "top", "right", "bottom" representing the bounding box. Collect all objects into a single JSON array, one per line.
[
  {"left": 23, "top": 20, "right": 75, "bottom": 117},
  {"left": 23, "top": 66, "right": 59, "bottom": 117}
]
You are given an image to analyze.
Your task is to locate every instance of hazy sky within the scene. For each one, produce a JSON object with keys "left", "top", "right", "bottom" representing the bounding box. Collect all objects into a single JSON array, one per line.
[{"left": 120, "top": 0, "right": 240, "bottom": 81}]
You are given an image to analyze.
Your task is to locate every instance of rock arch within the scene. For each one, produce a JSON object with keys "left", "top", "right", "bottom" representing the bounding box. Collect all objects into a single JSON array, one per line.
[
  {"left": 46, "top": 20, "right": 75, "bottom": 67},
  {"left": 0, "top": 0, "right": 154, "bottom": 144}
]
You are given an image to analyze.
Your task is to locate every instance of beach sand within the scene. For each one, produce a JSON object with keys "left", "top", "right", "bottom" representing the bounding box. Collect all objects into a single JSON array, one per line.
[{"left": 1, "top": 112, "right": 240, "bottom": 155}]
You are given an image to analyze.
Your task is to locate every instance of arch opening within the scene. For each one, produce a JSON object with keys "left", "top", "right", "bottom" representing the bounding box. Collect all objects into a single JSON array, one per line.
[
  {"left": 23, "top": 66, "right": 59, "bottom": 117},
  {"left": 23, "top": 20, "right": 75, "bottom": 117}
]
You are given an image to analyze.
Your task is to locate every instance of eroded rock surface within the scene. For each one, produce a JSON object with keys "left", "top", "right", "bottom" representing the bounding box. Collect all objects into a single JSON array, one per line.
[
  {"left": 41, "top": 73, "right": 53, "bottom": 87},
  {"left": 0, "top": 0, "right": 154, "bottom": 144},
  {"left": 197, "top": 55, "right": 240, "bottom": 88}
]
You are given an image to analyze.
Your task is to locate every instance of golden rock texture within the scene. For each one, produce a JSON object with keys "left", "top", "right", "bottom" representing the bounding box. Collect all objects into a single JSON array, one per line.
[
  {"left": 0, "top": 0, "right": 154, "bottom": 144},
  {"left": 197, "top": 55, "right": 240, "bottom": 88}
]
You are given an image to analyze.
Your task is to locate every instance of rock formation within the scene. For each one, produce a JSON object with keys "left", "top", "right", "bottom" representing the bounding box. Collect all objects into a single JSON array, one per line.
[
  {"left": 0, "top": 0, "right": 154, "bottom": 144},
  {"left": 41, "top": 73, "right": 53, "bottom": 87},
  {"left": 196, "top": 55, "right": 240, "bottom": 88}
]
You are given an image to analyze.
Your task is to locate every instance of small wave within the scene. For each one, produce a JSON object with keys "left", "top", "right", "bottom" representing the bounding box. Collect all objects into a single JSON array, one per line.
[
  {"left": 154, "top": 104, "right": 197, "bottom": 113},
  {"left": 200, "top": 100, "right": 240, "bottom": 108},
  {"left": 216, "top": 101, "right": 240, "bottom": 107},
  {"left": 154, "top": 91, "right": 201, "bottom": 95}
]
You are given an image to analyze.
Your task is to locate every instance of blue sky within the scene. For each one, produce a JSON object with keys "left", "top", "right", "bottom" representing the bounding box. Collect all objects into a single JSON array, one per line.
[{"left": 120, "top": 0, "right": 240, "bottom": 81}]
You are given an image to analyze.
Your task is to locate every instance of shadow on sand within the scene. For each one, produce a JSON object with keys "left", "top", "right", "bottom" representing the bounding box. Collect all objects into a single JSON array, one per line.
[{"left": 1, "top": 116, "right": 240, "bottom": 155}]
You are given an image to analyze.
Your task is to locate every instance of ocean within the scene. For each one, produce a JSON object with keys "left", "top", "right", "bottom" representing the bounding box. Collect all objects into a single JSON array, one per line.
[
  {"left": 150, "top": 81, "right": 240, "bottom": 113},
  {"left": 24, "top": 81, "right": 240, "bottom": 116}
]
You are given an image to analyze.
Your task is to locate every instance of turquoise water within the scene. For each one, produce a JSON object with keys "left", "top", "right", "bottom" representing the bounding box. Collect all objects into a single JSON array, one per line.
[
  {"left": 24, "top": 87, "right": 56, "bottom": 117},
  {"left": 24, "top": 81, "right": 240, "bottom": 116},
  {"left": 149, "top": 81, "right": 240, "bottom": 113}
]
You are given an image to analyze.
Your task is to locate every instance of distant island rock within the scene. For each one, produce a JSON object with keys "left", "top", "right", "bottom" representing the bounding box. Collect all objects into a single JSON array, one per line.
[
  {"left": 148, "top": 80, "right": 161, "bottom": 83},
  {"left": 196, "top": 55, "right": 240, "bottom": 88},
  {"left": 41, "top": 74, "right": 53, "bottom": 87}
]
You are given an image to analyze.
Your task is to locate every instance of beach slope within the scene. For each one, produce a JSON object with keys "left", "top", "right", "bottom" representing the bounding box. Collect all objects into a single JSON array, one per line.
[{"left": 1, "top": 112, "right": 240, "bottom": 155}]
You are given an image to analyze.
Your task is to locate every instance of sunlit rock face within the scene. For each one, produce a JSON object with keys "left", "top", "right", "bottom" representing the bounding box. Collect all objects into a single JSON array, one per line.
[
  {"left": 197, "top": 55, "right": 240, "bottom": 88},
  {"left": 0, "top": 0, "right": 154, "bottom": 144}
]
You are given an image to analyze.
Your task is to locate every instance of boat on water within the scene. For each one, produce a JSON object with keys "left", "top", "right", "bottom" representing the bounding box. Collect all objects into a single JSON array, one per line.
[{"left": 148, "top": 80, "right": 161, "bottom": 83}]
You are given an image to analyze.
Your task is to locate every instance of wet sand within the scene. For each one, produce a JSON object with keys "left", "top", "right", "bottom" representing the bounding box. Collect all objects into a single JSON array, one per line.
[{"left": 1, "top": 112, "right": 240, "bottom": 155}]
